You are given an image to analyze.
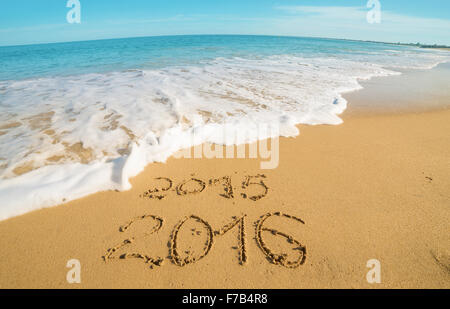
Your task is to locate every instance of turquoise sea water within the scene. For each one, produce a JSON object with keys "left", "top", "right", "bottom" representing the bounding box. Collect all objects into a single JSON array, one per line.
[
  {"left": 0, "top": 35, "right": 449, "bottom": 220},
  {"left": 0, "top": 35, "right": 445, "bottom": 81}
]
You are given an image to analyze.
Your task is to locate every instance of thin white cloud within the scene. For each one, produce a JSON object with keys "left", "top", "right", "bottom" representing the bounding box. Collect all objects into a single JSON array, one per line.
[
  {"left": 1, "top": 5, "right": 449, "bottom": 46},
  {"left": 273, "top": 5, "right": 450, "bottom": 44},
  {"left": 276, "top": 5, "right": 367, "bottom": 18},
  {"left": 0, "top": 23, "right": 67, "bottom": 34}
]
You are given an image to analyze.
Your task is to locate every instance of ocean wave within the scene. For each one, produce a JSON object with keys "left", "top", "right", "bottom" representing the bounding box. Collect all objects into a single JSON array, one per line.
[{"left": 0, "top": 52, "right": 448, "bottom": 220}]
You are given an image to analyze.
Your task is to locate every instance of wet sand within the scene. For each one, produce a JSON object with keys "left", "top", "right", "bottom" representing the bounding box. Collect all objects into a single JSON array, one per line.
[{"left": 0, "top": 65, "right": 449, "bottom": 289}]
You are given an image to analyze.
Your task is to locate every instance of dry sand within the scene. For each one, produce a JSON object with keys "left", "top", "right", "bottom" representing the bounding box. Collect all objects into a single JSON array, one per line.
[{"left": 0, "top": 68, "right": 449, "bottom": 289}]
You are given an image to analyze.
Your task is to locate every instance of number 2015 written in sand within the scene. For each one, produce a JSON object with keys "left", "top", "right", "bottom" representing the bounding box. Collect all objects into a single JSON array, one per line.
[
  {"left": 103, "top": 175, "right": 307, "bottom": 269},
  {"left": 139, "top": 174, "right": 269, "bottom": 201}
]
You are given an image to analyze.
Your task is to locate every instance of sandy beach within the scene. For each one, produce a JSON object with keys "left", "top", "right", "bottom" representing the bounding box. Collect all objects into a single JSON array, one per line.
[{"left": 0, "top": 64, "right": 449, "bottom": 289}]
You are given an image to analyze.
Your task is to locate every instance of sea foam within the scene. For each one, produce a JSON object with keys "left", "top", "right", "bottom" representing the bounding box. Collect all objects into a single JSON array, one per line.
[{"left": 0, "top": 51, "right": 449, "bottom": 220}]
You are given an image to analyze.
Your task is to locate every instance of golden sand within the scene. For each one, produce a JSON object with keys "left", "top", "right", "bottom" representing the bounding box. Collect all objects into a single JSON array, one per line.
[
  {"left": 0, "top": 67, "right": 449, "bottom": 289},
  {"left": 0, "top": 107, "right": 449, "bottom": 288}
]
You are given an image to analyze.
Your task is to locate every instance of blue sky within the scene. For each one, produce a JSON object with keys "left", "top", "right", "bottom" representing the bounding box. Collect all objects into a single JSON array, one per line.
[{"left": 0, "top": 0, "right": 449, "bottom": 46}]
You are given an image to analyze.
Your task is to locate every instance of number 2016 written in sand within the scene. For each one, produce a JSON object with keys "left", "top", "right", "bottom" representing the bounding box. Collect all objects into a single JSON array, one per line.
[{"left": 103, "top": 175, "right": 307, "bottom": 269}]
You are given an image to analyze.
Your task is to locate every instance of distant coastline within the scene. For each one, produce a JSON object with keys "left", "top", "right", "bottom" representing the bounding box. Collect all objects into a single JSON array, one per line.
[
  {"left": 395, "top": 42, "right": 450, "bottom": 50},
  {"left": 350, "top": 39, "right": 450, "bottom": 50}
]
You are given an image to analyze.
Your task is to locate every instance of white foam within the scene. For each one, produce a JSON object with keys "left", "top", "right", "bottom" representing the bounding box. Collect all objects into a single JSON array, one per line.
[{"left": 0, "top": 52, "right": 449, "bottom": 220}]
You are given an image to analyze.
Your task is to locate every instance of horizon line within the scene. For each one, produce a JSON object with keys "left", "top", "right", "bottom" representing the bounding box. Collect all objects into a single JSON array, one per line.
[{"left": 1, "top": 33, "right": 448, "bottom": 49}]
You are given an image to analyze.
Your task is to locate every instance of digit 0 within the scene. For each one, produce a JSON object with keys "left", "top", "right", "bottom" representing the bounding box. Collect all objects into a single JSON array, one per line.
[{"left": 170, "top": 215, "right": 214, "bottom": 266}]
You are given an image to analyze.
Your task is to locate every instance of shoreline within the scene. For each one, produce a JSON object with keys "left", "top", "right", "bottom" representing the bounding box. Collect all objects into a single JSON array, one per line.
[
  {"left": 1, "top": 61, "right": 449, "bottom": 222},
  {"left": 343, "top": 61, "right": 450, "bottom": 117},
  {"left": 1, "top": 109, "right": 448, "bottom": 289},
  {"left": 0, "top": 61, "right": 449, "bottom": 289}
]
